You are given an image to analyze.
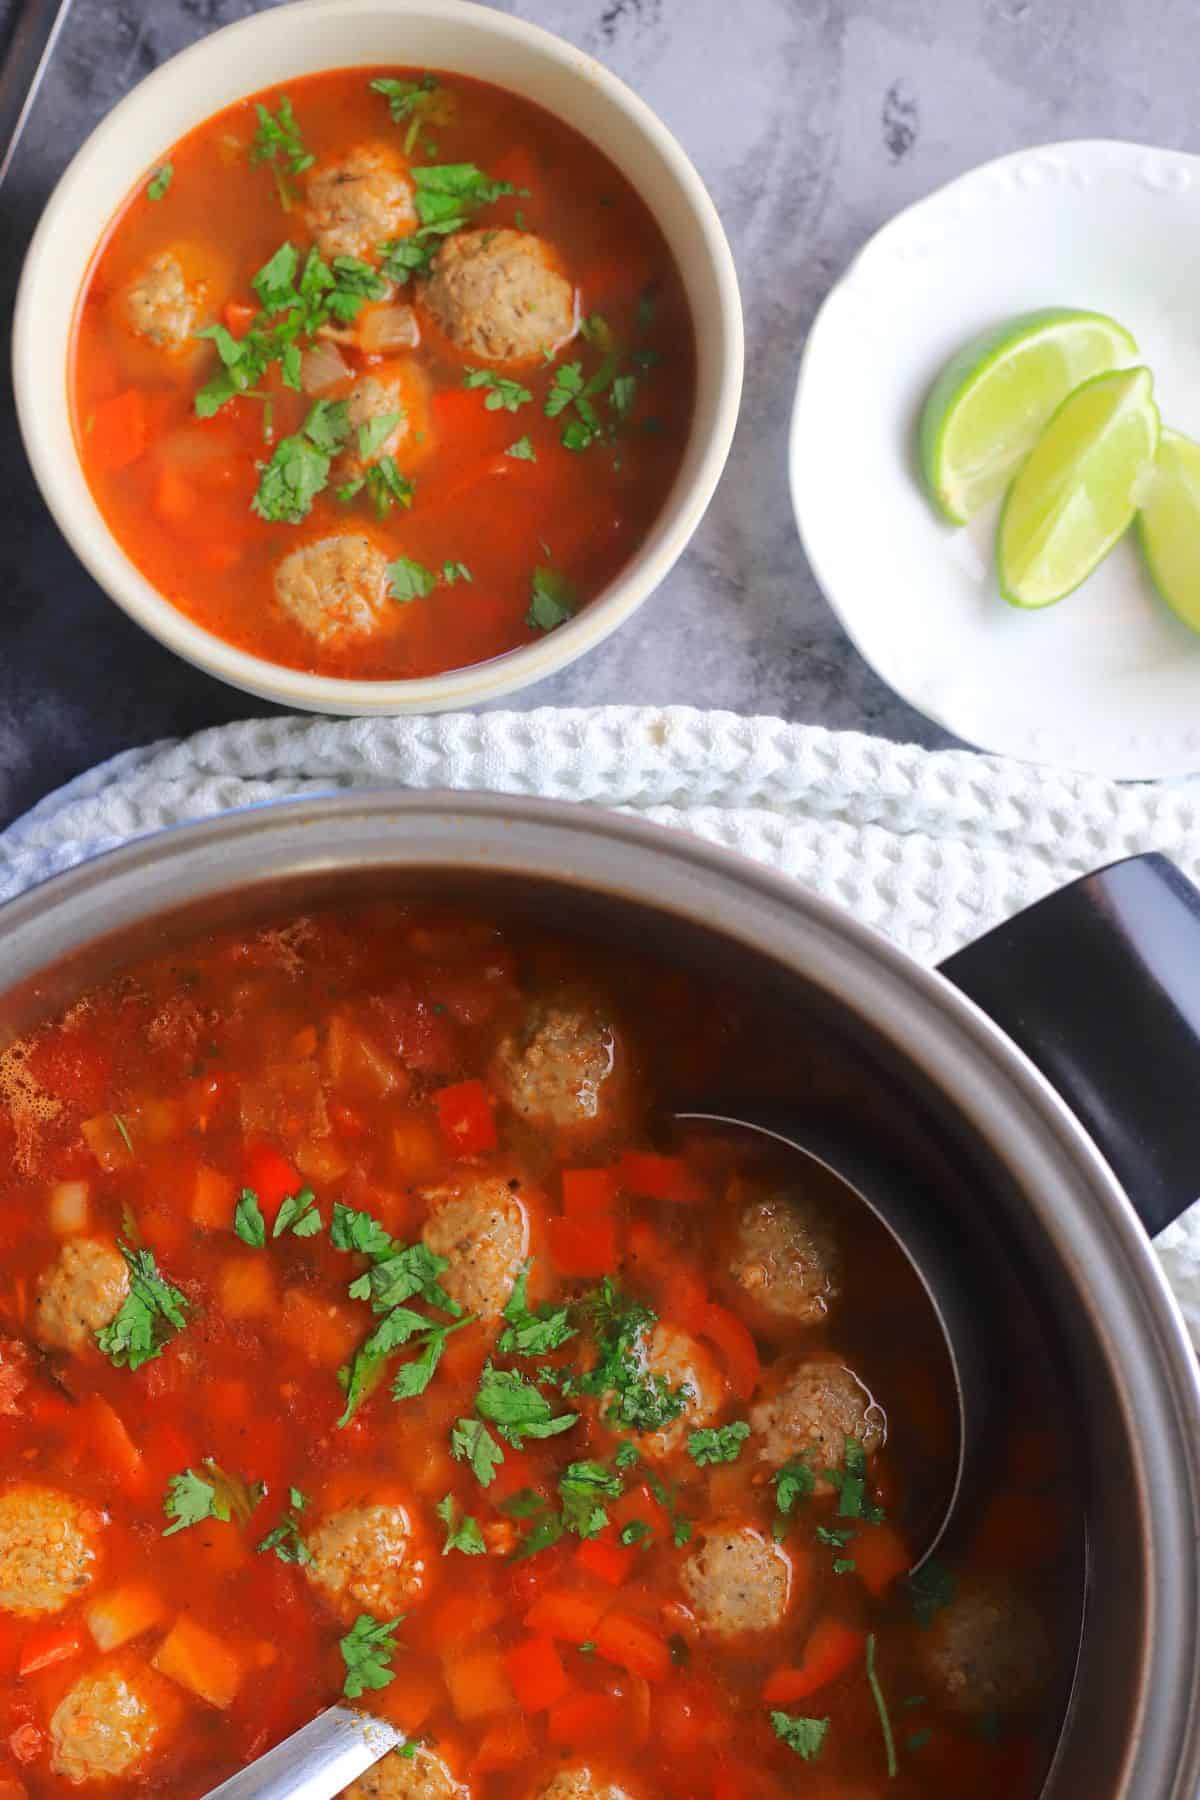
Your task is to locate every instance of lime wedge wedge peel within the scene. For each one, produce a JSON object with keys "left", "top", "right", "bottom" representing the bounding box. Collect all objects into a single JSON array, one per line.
[
  {"left": 1136, "top": 429, "right": 1200, "bottom": 635},
  {"left": 918, "top": 308, "right": 1138, "bottom": 525},
  {"left": 997, "top": 366, "right": 1159, "bottom": 610}
]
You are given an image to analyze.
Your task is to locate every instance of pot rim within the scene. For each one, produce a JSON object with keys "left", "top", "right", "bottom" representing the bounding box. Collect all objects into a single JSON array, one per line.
[{"left": 1, "top": 789, "right": 1197, "bottom": 1794}]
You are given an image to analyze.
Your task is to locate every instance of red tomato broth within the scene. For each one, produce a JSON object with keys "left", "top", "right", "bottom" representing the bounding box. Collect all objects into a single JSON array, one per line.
[
  {"left": 0, "top": 903, "right": 1081, "bottom": 1798},
  {"left": 69, "top": 69, "right": 696, "bottom": 680}
]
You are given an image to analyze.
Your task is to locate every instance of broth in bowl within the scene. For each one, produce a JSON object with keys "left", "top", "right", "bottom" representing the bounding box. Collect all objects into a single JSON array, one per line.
[
  {"left": 0, "top": 900, "right": 1081, "bottom": 1798},
  {"left": 69, "top": 69, "right": 695, "bottom": 680}
]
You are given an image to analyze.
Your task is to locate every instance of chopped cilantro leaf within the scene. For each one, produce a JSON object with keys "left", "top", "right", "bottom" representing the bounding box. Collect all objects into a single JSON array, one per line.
[
  {"left": 233, "top": 1189, "right": 266, "bottom": 1248},
  {"left": 273, "top": 1187, "right": 322, "bottom": 1238},
  {"left": 833, "top": 1557, "right": 856, "bottom": 1574},
  {"left": 163, "top": 1460, "right": 264, "bottom": 1537},
  {"left": 412, "top": 163, "right": 515, "bottom": 231},
  {"left": 340, "top": 1613, "right": 403, "bottom": 1698},
  {"left": 611, "top": 373, "right": 638, "bottom": 420},
  {"left": 250, "top": 96, "right": 315, "bottom": 209},
  {"left": 908, "top": 1727, "right": 933, "bottom": 1753},
  {"left": 451, "top": 1417, "right": 506, "bottom": 1487},
  {"left": 816, "top": 1525, "right": 856, "bottom": 1548},
  {"left": 620, "top": 1520, "right": 651, "bottom": 1548},
  {"left": 578, "top": 1639, "right": 596, "bottom": 1654},
  {"left": 252, "top": 241, "right": 300, "bottom": 312},
  {"left": 147, "top": 163, "right": 173, "bottom": 201},
  {"left": 499, "top": 1265, "right": 576, "bottom": 1357},
  {"left": 614, "top": 1442, "right": 640, "bottom": 1470},
  {"left": 112, "top": 1114, "right": 134, "bottom": 1154},
  {"left": 441, "top": 560, "right": 472, "bottom": 585},
  {"left": 525, "top": 565, "right": 576, "bottom": 633},
  {"left": 770, "top": 1712, "right": 829, "bottom": 1763},
  {"left": 475, "top": 1363, "right": 578, "bottom": 1447},
  {"left": 463, "top": 368, "right": 532, "bottom": 413},
  {"left": 96, "top": 1242, "right": 189, "bottom": 1370},
  {"left": 370, "top": 73, "right": 441, "bottom": 124},
  {"left": 356, "top": 412, "right": 404, "bottom": 460},
  {"left": 505, "top": 434, "right": 536, "bottom": 461},
  {"left": 687, "top": 1421, "right": 749, "bottom": 1467},
  {"left": 565, "top": 1279, "right": 688, "bottom": 1437},
  {"left": 378, "top": 234, "right": 438, "bottom": 284},
  {"left": 772, "top": 1456, "right": 815, "bottom": 1536},
  {"left": 331, "top": 1202, "right": 396, "bottom": 1261},
  {"left": 558, "top": 1461, "right": 622, "bottom": 1540},
  {"left": 499, "top": 1488, "right": 546, "bottom": 1520},
  {"left": 388, "top": 556, "right": 437, "bottom": 603},
  {"left": 436, "top": 1494, "right": 487, "bottom": 1556},
  {"left": 671, "top": 1515, "right": 693, "bottom": 1548},
  {"left": 579, "top": 313, "right": 614, "bottom": 350},
  {"left": 510, "top": 1508, "right": 565, "bottom": 1560},
  {"left": 545, "top": 361, "right": 584, "bottom": 418},
  {"left": 257, "top": 1490, "right": 312, "bottom": 1566}
]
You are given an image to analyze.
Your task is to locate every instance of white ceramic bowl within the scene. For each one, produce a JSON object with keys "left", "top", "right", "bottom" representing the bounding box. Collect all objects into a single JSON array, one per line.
[
  {"left": 13, "top": 0, "right": 742, "bottom": 715},
  {"left": 791, "top": 139, "right": 1200, "bottom": 780}
]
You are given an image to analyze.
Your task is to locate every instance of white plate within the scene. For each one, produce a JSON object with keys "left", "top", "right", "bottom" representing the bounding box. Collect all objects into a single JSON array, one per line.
[{"left": 790, "top": 139, "right": 1200, "bottom": 780}]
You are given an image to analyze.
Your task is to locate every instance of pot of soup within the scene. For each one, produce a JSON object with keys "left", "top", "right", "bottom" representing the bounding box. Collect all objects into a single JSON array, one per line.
[{"left": 0, "top": 793, "right": 1195, "bottom": 1800}]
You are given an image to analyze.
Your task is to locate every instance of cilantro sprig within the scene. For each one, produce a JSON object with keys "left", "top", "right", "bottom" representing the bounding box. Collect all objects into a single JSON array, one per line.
[
  {"left": 257, "top": 1488, "right": 312, "bottom": 1566},
  {"left": 562, "top": 1279, "right": 689, "bottom": 1437},
  {"left": 252, "top": 398, "right": 351, "bottom": 525},
  {"left": 687, "top": 1421, "right": 749, "bottom": 1467},
  {"left": 525, "top": 565, "right": 576, "bottom": 634},
  {"left": 771, "top": 1712, "right": 830, "bottom": 1763},
  {"left": 249, "top": 96, "right": 315, "bottom": 209},
  {"left": 163, "top": 1460, "right": 265, "bottom": 1537},
  {"left": 498, "top": 1265, "right": 576, "bottom": 1358},
  {"left": 463, "top": 368, "right": 533, "bottom": 414},
  {"left": 96, "top": 1242, "right": 189, "bottom": 1371},
  {"left": 436, "top": 1494, "right": 487, "bottom": 1556},
  {"left": 234, "top": 1189, "right": 266, "bottom": 1248},
  {"left": 474, "top": 1362, "right": 578, "bottom": 1447},
  {"left": 340, "top": 1614, "right": 403, "bottom": 1698}
]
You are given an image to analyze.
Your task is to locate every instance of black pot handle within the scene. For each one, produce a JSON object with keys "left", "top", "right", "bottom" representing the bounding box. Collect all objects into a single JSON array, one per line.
[{"left": 938, "top": 852, "right": 1200, "bottom": 1240}]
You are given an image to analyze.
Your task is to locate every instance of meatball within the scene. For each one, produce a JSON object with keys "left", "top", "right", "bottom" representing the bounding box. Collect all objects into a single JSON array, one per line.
[
  {"left": 421, "top": 1177, "right": 528, "bottom": 1320},
  {"left": 491, "top": 995, "right": 627, "bottom": 1142},
  {"left": 533, "top": 1773, "right": 640, "bottom": 1800},
  {"left": 919, "top": 1579, "right": 1052, "bottom": 1716},
  {"left": 0, "top": 1484, "right": 100, "bottom": 1616},
  {"left": 679, "top": 1524, "right": 792, "bottom": 1637},
  {"left": 34, "top": 1238, "right": 129, "bottom": 1355},
  {"left": 604, "top": 1323, "right": 723, "bottom": 1460},
  {"left": 124, "top": 251, "right": 203, "bottom": 350},
  {"left": 305, "top": 1501, "right": 427, "bottom": 1620},
  {"left": 424, "top": 229, "right": 575, "bottom": 364},
  {"left": 337, "top": 363, "right": 432, "bottom": 484},
  {"left": 274, "top": 535, "right": 394, "bottom": 647},
  {"left": 343, "top": 1744, "right": 464, "bottom": 1800},
  {"left": 305, "top": 145, "right": 416, "bottom": 261},
  {"left": 728, "top": 1188, "right": 839, "bottom": 1326},
  {"left": 49, "top": 1665, "right": 174, "bottom": 1782},
  {"left": 750, "top": 1358, "right": 885, "bottom": 1493}
]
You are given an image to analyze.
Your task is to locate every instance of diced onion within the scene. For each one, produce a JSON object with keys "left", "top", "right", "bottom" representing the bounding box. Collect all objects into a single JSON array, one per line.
[
  {"left": 49, "top": 1180, "right": 90, "bottom": 1235},
  {"left": 300, "top": 340, "right": 351, "bottom": 394},
  {"left": 358, "top": 303, "right": 420, "bottom": 354},
  {"left": 87, "top": 1583, "right": 165, "bottom": 1652}
]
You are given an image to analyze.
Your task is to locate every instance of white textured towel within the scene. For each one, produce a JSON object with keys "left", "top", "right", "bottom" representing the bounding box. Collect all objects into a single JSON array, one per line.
[{"left": 3, "top": 705, "right": 1199, "bottom": 1342}]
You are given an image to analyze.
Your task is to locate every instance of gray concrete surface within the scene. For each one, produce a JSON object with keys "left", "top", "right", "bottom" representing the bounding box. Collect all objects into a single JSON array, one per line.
[{"left": 1, "top": 0, "right": 1195, "bottom": 822}]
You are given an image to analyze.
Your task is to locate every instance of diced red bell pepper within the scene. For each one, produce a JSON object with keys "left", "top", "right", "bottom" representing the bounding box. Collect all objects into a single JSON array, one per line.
[
  {"left": 574, "top": 1533, "right": 636, "bottom": 1587},
  {"left": 17, "top": 1622, "right": 84, "bottom": 1678},
  {"left": 763, "top": 1617, "right": 865, "bottom": 1703},
  {"left": 546, "top": 1688, "right": 628, "bottom": 1748},
  {"left": 241, "top": 1143, "right": 301, "bottom": 1225},
  {"left": 501, "top": 1635, "right": 569, "bottom": 1713},
  {"left": 549, "top": 1213, "right": 618, "bottom": 1278},
  {"left": 697, "top": 1302, "right": 761, "bottom": 1400},
  {"left": 594, "top": 1609, "right": 672, "bottom": 1683},
  {"left": 617, "top": 1150, "right": 703, "bottom": 1204},
  {"left": 434, "top": 1080, "right": 498, "bottom": 1155},
  {"left": 561, "top": 1168, "right": 617, "bottom": 1216}
]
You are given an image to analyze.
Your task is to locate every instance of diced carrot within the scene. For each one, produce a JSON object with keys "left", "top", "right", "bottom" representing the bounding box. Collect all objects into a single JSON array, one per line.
[
  {"left": 852, "top": 1522, "right": 911, "bottom": 1596},
  {"left": 81, "top": 1113, "right": 134, "bottom": 1173},
  {"left": 191, "top": 1163, "right": 235, "bottom": 1231},
  {"left": 594, "top": 1610, "right": 672, "bottom": 1683},
  {"left": 430, "top": 1585, "right": 505, "bottom": 1657},
  {"left": 561, "top": 1168, "right": 616, "bottom": 1217},
  {"left": 84, "top": 1394, "right": 146, "bottom": 1496},
  {"left": 219, "top": 1255, "right": 276, "bottom": 1320},
  {"left": 224, "top": 300, "right": 257, "bottom": 336},
  {"left": 662, "top": 1267, "right": 708, "bottom": 1334},
  {"left": 443, "top": 1646, "right": 515, "bottom": 1721},
  {"left": 86, "top": 1583, "right": 166, "bottom": 1652},
  {"left": 524, "top": 1586, "right": 608, "bottom": 1643},
  {"left": 617, "top": 1150, "right": 703, "bottom": 1204},
  {"left": 575, "top": 1534, "right": 635, "bottom": 1587},
  {"left": 549, "top": 1213, "right": 618, "bottom": 1278},
  {"left": 763, "top": 1617, "right": 865, "bottom": 1704},
  {"left": 697, "top": 1302, "right": 761, "bottom": 1401},
  {"left": 17, "top": 1621, "right": 84, "bottom": 1678},
  {"left": 546, "top": 1688, "right": 627, "bottom": 1748},
  {"left": 434, "top": 1079, "right": 497, "bottom": 1155},
  {"left": 371, "top": 1664, "right": 444, "bottom": 1732},
  {"left": 241, "top": 1143, "right": 300, "bottom": 1226},
  {"left": 153, "top": 1615, "right": 243, "bottom": 1709},
  {"left": 89, "top": 389, "right": 148, "bottom": 472},
  {"left": 473, "top": 1713, "right": 534, "bottom": 1772},
  {"left": 502, "top": 1634, "right": 569, "bottom": 1712}
]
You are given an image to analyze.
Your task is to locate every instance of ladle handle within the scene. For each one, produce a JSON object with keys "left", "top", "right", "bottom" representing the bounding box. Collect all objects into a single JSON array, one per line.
[{"left": 939, "top": 852, "right": 1200, "bottom": 1240}]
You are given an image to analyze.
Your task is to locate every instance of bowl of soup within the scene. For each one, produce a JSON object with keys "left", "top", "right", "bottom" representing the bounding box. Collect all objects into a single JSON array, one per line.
[
  {"left": 13, "top": 0, "right": 741, "bottom": 713},
  {"left": 0, "top": 793, "right": 1197, "bottom": 1799}
]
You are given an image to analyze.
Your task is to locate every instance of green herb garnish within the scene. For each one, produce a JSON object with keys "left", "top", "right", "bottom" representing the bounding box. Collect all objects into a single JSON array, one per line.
[
  {"left": 163, "top": 1460, "right": 264, "bottom": 1537},
  {"left": 340, "top": 1614, "right": 403, "bottom": 1698},
  {"left": 866, "top": 1632, "right": 898, "bottom": 1779},
  {"left": 251, "top": 399, "right": 350, "bottom": 524},
  {"left": 147, "top": 163, "right": 173, "bottom": 201},
  {"left": 257, "top": 1488, "right": 312, "bottom": 1566},
  {"left": 558, "top": 1461, "right": 623, "bottom": 1540},
  {"left": 463, "top": 368, "right": 533, "bottom": 413},
  {"left": 450, "top": 1416, "right": 506, "bottom": 1488},
  {"left": 770, "top": 1712, "right": 829, "bottom": 1763},
  {"left": 505, "top": 434, "right": 536, "bottom": 460},
  {"left": 525, "top": 565, "right": 577, "bottom": 633},
  {"left": 233, "top": 1189, "right": 266, "bottom": 1248},
  {"left": 388, "top": 556, "right": 437, "bottom": 603},
  {"left": 436, "top": 1494, "right": 487, "bottom": 1556},
  {"left": 498, "top": 1265, "right": 576, "bottom": 1358},
  {"left": 687, "top": 1421, "right": 749, "bottom": 1467},
  {"left": 474, "top": 1362, "right": 578, "bottom": 1447},
  {"left": 250, "top": 96, "right": 315, "bottom": 208},
  {"left": 273, "top": 1187, "right": 323, "bottom": 1239},
  {"left": 96, "top": 1243, "right": 189, "bottom": 1370}
]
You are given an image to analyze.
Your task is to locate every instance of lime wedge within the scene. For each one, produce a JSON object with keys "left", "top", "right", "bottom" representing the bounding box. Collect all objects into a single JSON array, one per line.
[
  {"left": 1136, "top": 429, "right": 1200, "bottom": 634},
  {"left": 997, "top": 366, "right": 1159, "bottom": 609},
  {"left": 919, "top": 308, "right": 1137, "bottom": 524}
]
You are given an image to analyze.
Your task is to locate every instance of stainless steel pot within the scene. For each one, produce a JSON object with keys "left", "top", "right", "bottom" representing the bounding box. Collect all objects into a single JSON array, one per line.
[{"left": 1, "top": 791, "right": 1197, "bottom": 1798}]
